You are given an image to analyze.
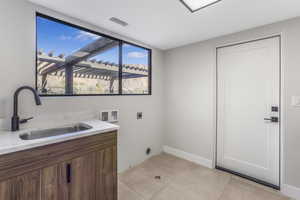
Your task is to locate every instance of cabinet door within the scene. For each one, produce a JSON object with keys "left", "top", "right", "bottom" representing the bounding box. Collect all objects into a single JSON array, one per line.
[
  {"left": 70, "top": 152, "right": 96, "bottom": 200},
  {"left": 96, "top": 145, "right": 117, "bottom": 200},
  {"left": 41, "top": 165, "right": 59, "bottom": 200},
  {"left": 61, "top": 152, "right": 96, "bottom": 200},
  {"left": 0, "top": 170, "right": 40, "bottom": 200}
]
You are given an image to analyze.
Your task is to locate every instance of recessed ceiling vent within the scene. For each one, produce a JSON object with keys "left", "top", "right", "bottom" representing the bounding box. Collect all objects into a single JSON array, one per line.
[{"left": 109, "top": 17, "right": 128, "bottom": 27}]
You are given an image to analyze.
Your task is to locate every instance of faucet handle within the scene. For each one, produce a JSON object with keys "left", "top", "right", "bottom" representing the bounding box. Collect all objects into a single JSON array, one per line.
[{"left": 20, "top": 117, "right": 34, "bottom": 124}]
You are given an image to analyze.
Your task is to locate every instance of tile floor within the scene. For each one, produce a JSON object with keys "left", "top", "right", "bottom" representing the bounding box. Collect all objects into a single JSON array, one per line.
[{"left": 118, "top": 153, "right": 290, "bottom": 200}]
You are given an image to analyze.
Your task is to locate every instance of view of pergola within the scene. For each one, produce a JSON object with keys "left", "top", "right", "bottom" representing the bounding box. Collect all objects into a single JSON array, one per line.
[{"left": 36, "top": 15, "right": 150, "bottom": 95}]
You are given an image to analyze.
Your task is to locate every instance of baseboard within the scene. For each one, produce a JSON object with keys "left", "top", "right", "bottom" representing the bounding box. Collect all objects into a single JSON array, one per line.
[
  {"left": 163, "top": 146, "right": 213, "bottom": 169},
  {"left": 281, "top": 184, "right": 300, "bottom": 200}
]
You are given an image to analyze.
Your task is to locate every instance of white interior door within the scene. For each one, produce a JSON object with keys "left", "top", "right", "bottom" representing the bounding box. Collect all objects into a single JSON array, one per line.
[{"left": 216, "top": 37, "right": 280, "bottom": 187}]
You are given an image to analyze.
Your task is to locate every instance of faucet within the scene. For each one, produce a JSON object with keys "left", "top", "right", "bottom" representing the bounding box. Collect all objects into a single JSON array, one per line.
[{"left": 11, "top": 86, "right": 42, "bottom": 132}]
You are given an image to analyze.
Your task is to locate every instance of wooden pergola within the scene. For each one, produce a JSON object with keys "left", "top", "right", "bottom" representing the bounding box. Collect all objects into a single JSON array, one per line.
[{"left": 37, "top": 37, "right": 148, "bottom": 94}]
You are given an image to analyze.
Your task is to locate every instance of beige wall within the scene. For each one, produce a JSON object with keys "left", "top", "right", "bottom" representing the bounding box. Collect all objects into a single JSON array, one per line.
[
  {"left": 164, "top": 17, "right": 300, "bottom": 188},
  {"left": 0, "top": 0, "right": 165, "bottom": 172}
]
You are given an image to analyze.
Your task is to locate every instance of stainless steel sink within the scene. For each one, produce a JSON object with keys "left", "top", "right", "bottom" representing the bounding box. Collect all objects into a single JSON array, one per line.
[{"left": 19, "top": 123, "right": 92, "bottom": 140}]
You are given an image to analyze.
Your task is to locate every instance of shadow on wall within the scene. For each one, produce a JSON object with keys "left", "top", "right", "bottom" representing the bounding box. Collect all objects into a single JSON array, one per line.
[
  {"left": 0, "top": 99, "right": 5, "bottom": 116},
  {"left": 0, "top": 98, "right": 8, "bottom": 130}
]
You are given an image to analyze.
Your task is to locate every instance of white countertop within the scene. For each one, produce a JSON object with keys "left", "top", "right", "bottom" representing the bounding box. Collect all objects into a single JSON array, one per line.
[{"left": 0, "top": 120, "right": 119, "bottom": 156}]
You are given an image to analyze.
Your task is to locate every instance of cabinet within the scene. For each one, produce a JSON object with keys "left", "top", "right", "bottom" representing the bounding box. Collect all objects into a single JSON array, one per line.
[
  {"left": 0, "top": 170, "right": 40, "bottom": 200},
  {"left": 0, "top": 131, "right": 117, "bottom": 200}
]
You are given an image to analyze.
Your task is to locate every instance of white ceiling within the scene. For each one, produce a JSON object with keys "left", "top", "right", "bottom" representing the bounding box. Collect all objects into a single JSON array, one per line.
[{"left": 28, "top": 0, "right": 300, "bottom": 50}]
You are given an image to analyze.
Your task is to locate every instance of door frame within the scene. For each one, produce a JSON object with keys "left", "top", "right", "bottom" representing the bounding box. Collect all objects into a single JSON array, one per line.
[{"left": 213, "top": 35, "right": 284, "bottom": 190}]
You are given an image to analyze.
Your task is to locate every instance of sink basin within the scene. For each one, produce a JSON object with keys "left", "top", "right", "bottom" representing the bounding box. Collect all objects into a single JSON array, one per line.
[{"left": 19, "top": 123, "right": 92, "bottom": 140}]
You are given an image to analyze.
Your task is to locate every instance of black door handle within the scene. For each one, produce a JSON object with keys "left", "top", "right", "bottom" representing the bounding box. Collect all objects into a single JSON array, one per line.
[
  {"left": 264, "top": 117, "right": 279, "bottom": 123},
  {"left": 66, "top": 163, "right": 71, "bottom": 183}
]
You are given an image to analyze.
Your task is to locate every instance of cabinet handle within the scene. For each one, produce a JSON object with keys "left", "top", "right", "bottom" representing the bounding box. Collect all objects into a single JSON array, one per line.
[{"left": 66, "top": 163, "right": 71, "bottom": 183}]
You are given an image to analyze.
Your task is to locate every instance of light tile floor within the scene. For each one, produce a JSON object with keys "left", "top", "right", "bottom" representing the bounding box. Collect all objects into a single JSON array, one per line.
[{"left": 118, "top": 153, "right": 290, "bottom": 200}]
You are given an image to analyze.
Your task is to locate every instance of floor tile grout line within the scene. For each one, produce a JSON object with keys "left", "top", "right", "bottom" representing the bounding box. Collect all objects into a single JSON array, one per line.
[
  {"left": 149, "top": 181, "right": 172, "bottom": 200},
  {"left": 119, "top": 169, "right": 172, "bottom": 200},
  {"left": 216, "top": 175, "right": 233, "bottom": 200},
  {"left": 118, "top": 179, "right": 146, "bottom": 200}
]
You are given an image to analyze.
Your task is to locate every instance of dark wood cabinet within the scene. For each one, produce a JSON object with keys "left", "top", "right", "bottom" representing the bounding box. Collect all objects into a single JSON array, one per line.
[
  {"left": 0, "top": 170, "right": 41, "bottom": 200},
  {"left": 0, "top": 131, "right": 117, "bottom": 200}
]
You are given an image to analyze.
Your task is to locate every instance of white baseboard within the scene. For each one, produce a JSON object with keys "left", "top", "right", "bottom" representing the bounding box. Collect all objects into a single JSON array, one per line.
[
  {"left": 282, "top": 184, "right": 300, "bottom": 200},
  {"left": 163, "top": 146, "right": 213, "bottom": 169}
]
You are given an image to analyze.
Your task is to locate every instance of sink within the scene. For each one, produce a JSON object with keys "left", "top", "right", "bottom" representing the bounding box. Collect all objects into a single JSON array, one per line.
[{"left": 19, "top": 123, "right": 92, "bottom": 140}]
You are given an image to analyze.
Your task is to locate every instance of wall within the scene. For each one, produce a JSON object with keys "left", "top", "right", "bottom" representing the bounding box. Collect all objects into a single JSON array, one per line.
[
  {"left": 164, "top": 17, "right": 300, "bottom": 189},
  {"left": 0, "top": 0, "right": 165, "bottom": 173}
]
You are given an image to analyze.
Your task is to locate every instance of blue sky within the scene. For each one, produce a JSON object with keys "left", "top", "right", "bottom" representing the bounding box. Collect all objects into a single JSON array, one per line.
[{"left": 37, "top": 16, "right": 149, "bottom": 65}]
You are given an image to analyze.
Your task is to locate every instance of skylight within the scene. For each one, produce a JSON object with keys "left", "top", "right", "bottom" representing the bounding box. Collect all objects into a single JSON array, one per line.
[{"left": 180, "top": 0, "right": 222, "bottom": 12}]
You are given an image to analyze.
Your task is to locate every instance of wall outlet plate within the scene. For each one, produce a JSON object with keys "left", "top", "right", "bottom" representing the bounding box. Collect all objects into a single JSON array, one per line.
[{"left": 100, "top": 110, "right": 119, "bottom": 122}]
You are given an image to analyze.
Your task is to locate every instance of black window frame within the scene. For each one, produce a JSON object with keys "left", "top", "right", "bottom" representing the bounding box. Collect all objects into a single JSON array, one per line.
[{"left": 35, "top": 12, "right": 152, "bottom": 97}]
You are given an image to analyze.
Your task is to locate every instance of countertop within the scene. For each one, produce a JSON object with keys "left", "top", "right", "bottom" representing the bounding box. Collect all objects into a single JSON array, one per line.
[{"left": 0, "top": 120, "right": 119, "bottom": 156}]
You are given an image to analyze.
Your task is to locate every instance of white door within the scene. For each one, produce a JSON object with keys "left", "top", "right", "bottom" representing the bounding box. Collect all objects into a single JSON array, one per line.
[{"left": 216, "top": 37, "right": 280, "bottom": 187}]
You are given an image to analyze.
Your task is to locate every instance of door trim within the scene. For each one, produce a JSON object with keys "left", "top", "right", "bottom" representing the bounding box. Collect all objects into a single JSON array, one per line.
[{"left": 214, "top": 35, "right": 282, "bottom": 190}]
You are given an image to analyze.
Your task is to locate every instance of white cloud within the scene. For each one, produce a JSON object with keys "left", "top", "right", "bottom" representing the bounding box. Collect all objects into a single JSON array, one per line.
[
  {"left": 58, "top": 31, "right": 100, "bottom": 41},
  {"left": 127, "top": 51, "right": 147, "bottom": 58},
  {"left": 76, "top": 31, "right": 100, "bottom": 41},
  {"left": 59, "top": 35, "right": 73, "bottom": 40}
]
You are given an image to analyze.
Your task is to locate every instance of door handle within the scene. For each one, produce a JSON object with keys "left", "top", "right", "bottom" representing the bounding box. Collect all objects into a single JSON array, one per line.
[{"left": 264, "top": 117, "right": 279, "bottom": 123}]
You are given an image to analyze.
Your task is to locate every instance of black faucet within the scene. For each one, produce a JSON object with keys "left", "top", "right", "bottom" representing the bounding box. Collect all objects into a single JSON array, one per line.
[{"left": 11, "top": 86, "right": 42, "bottom": 132}]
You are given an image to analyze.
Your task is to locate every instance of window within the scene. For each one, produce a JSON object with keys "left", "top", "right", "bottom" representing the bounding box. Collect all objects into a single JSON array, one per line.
[
  {"left": 122, "top": 43, "right": 151, "bottom": 94},
  {"left": 36, "top": 13, "right": 151, "bottom": 96}
]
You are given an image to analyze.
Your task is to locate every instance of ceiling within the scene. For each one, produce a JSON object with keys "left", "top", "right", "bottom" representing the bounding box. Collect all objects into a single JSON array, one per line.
[{"left": 28, "top": 0, "right": 300, "bottom": 50}]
